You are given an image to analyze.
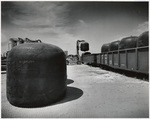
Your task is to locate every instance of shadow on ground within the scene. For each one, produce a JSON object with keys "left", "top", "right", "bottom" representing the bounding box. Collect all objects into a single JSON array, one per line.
[
  {"left": 67, "top": 79, "right": 74, "bottom": 85},
  {"left": 2, "top": 85, "right": 83, "bottom": 118},
  {"left": 91, "top": 64, "right": 149, "bottom": 81},
  {"left": 53, "top": 86, "right": 83, "bottom": 106},
  {"left": 2, "top": 78, "right": 83, "bottom": 111}
]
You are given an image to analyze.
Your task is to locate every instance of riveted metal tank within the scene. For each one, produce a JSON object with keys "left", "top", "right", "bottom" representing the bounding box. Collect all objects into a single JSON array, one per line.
[
  {"left": 7, "top": 43, "right": 67, "bottom": 107},
  {"left": 138, "top": 31, "right": 149, "bottom": 47},
  {"left": 119, "top": 36, "right": 138, "bottom": 49},
  {"left": 80, "top": 42, "right": 89, "bottom": 51},
  {"left": 109, "top": 41, "right": 120, "bottom": 51},
  {"left": 101, "top": 43, "right": 110, "bottom": 53}
]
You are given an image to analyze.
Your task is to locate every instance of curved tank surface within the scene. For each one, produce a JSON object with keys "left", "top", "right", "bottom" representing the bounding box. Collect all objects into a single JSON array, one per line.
[
  {"left": 138, "top": 31, "right": 149, "bottom": 47},
  {"left": 83, "top": 52, "right": 91, "bottom": 55},
  {"left": 7, "top": 43, "right": 67, "bottom": 107},
  {"left": 109, "top": 41, "right": 120, "bottom": 51},
  {"left": 119, "top": 36, "right": 138, "bottom": 49},
  {"left": 101, "top": 43, "right": 110, "bottom": 53},
  {"left": 80, "top": 42, "right": 89, "bottom": 51}
]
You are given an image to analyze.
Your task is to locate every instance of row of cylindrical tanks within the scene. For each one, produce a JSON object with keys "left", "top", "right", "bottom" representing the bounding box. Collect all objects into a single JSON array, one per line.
[
  {"left": 101, "top": 31, "right": 148, "bottom": 53},
  {"left": 81, "top": 31, "right": 149, "bottom": 75}
]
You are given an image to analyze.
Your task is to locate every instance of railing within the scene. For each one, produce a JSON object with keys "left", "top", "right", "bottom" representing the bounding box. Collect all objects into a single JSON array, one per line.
[{"left": 100, "top": 46, "right": 149, "bottom": 74}]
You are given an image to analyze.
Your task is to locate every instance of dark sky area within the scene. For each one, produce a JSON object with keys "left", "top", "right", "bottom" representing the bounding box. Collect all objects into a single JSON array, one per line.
[{"left": 1, "top": 1, "right": 148, "bottom": 54}]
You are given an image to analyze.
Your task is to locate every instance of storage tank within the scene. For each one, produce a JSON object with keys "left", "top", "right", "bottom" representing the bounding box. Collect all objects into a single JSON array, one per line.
[
  {"left": 119, "top": 36, "right": 138, "bottom": 49},
  {"left": 109, "top": 41, "right": 120, "bottom": 51},
  {"left": 83, "top": 52, "right": 91, "bottom": 55},
  {"left": 80, "top": 42, "right": 89, "bottom": 51},
  {"left": 7, "top": 43, "right": 67, "bottom": 107},
  {"left": 101, "top": 43, "right": 110, "bottom": 53},
  {"left": 137, "top": 31, "right": 149, "bottom": 47}
]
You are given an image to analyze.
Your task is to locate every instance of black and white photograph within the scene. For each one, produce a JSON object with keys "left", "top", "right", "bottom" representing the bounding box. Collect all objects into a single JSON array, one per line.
[{"left": 1, "top": 1, "right": 149, "bottom": 118}]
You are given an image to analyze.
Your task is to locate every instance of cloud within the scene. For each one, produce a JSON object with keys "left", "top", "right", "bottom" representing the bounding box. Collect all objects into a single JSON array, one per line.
[
  {"left": 2, "top": 2, "right": 69, "bottom": 29},
  {"left": 78, "top": 20, "right": 87, "bottom": 26},
  {"left": 1, "top": 2, "right": 148, "bottom": 54},
  {"left": 1, "top": 2, "right": 79, "bottom": 54},
  {"left": 137, "top": 21, "right": 148, "bottom": 33},
  {"left": 1, "top": 32, "right": 9, "bottom": 53},
  {"left": 1, "top": 1, "right": 81, "bottom": 54},
  {"left": 132, "top": 21, "right": 148, "bottom": 36}
]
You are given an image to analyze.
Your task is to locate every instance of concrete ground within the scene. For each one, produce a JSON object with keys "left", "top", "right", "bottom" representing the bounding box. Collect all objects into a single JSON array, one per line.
[{"left": 1, "top": 65, "right": 149, "bottom": 118}]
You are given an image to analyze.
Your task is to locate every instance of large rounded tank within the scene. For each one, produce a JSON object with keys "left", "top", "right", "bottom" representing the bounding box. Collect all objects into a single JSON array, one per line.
[
  {"left": 80, "top": 42, "right": 89, "bottom": 51},
  {"left": 109, "top": 41, "right": 120, "bottom": 51},
  {"left": 83, "top": 52, "right": 91, "bottom": 55},
  {"left": 7, "top": 43, "right": 67, "bottom": 107},
  {"left": 119, "top": 36, "right": 138, "bottom": 49},
  {"left": 137, "top": 31, "right": 149, "bottom": 47},
  {"left": 101, "top": 43, "right": 110, "bottom": 53}
]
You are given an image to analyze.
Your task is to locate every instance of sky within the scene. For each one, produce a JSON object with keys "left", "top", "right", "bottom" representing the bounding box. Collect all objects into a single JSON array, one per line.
[{"left": 1, "top": 1, "right": 149, "bottom": 54}]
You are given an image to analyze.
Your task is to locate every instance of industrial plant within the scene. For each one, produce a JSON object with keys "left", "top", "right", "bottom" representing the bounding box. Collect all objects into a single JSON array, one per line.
[{"left": 1, "top": 1, "right": 149, "bottom": 118}]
